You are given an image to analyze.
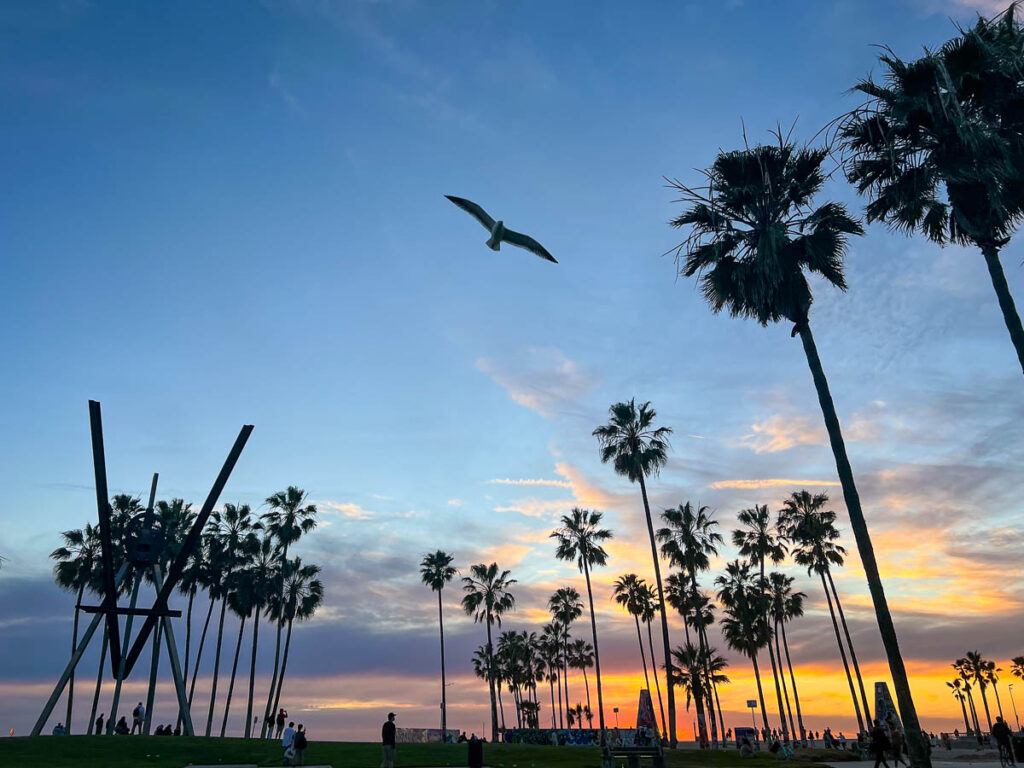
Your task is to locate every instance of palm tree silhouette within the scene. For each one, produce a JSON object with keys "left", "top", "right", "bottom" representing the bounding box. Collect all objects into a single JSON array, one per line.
[
  {"left": 243, "top": 536, "right": 278, "bottom": 738},
  {"left": 569, "top": 638, "right": 596, "bottom": 728},
  {"left": 461, "top": 562, "right": 516, "bottom": 741},
  {"left": 963, "top": 651, "right": 995, "bottom": 731},
  {"left": 733, "top": 504, "right": 788, "bottom": 739},
  {"left": 612, "top": 574, "right": 657, "bottom": 726},
  {"left": 948, "top": 679, "right": 972, "bottom": 734},
  {"left": 671, "top": 137, "right": 927, "bottom": 759},
  {"left": 540, "top": 623, "right": 562, "bottom": 728},
  {"left": 420, "top": 550, "right": 457, "bottom": 735},
  {"left": 593, "top": 399, "right": 677, "bottom": 745},
  {"left": 1012, "top": 657, "right": 1024, "bottom": 682},
  {"left": 984, "top": 661, "right": 1005, "bottom": 721},
  {"left": 220, "top": 566, "right": 255, "bottom": 738},
  {"left": 266, "top": 556, "right": 323, "bottom": 726},
  {"left": 782, "top": 490, "right": 868, "bottom": 732},
  {"left": 842, "top": 8, "right": 1024, "bottom": 375},
  {"left": 657, "top": 501, "right": 722, "bottom": 746},
  {"left": 204, "top": 502, "right": 258, "bottom": 737},
  {"left": 638, "top": 581, "right": 668, "bottom": 739},
  {"left": 551, "top": 508, "right": 611, "bottom": 737},
  {"left": 260, "top": 487, "right": 317, "bottom": 736},
  {"left": 717, "top": 560, "right": 771, "bottom": 732},
  {"left": 768, "top": 571, "right": 807, "bottom": 743},
  {"left": 51, "top": 524, "right": 101, "bottom": 734},
  {"left": 953, "top": 659, "right": 982, "bottom": 735},
  {"left": 670, "top": 642, "right": 728, "bottom": 729},
  {"left": 549, "top": 585, "right": 583, "bottom": 729}
]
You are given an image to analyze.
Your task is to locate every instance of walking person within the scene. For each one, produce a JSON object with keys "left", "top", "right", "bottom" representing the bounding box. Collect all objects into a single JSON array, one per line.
[
  {"left": 293, "top": 724, "right": 308, "bottom": 765},
  {"left": 94, "top": 713, "right": 105, "bottom": 735},
  {"left": 870, "top": 720, "right": 892, "bottom": 768},
  {"left": 381, "top": 712, "right": 397, "bottom": 768},
  {"left": 891, "top": 726, "right": 907, "bottom": 767},
  {"left": 131, "top": 702, "right": 145, "bottom": 734}
]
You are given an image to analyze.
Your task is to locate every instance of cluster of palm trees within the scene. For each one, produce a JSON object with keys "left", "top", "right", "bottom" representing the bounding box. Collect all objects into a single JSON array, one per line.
[
  {"left": 658, "top": 7, "right": 1024, "bottom": 765},
  {"left": 947, "top": 653, "right": 1024, "bottom": 735},
  {"left": 49, "top": 486, "right": 323, "bottom": 737}
]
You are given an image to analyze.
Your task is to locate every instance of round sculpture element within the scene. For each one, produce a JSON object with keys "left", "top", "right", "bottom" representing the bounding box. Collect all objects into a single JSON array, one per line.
[{"left": 124, "top": 513, "right": 166, "bottom": 566}]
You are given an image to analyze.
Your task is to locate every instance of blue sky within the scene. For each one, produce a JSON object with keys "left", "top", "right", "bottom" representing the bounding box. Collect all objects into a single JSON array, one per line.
[{"left": 1, "top": 0, "right": 1022, "bottom": 742}]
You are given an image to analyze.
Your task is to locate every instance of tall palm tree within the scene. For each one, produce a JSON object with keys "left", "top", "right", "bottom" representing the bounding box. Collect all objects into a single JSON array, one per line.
[
  {"left": 948, "top": 679, "right": 972, "bottom": 734},
  {"left": 638, "top": 582, "right": 669, "bottom": 739},
  {"left": 204, "top": 503, "right": 258, "bottom": 737},
  {"left": 768, "top": 571, "right": 807, "bottom": 743},
  {"left": 841, "top": 7, "right": 1024, "bottom": 375},
  {"left": 420, "top": 550, "right": 457, "bottom": 735},
  {"left": 569, "top": 638, "right": 596, "bottom": 728},
  {"left": 671, "top": 137, "right": 927, "bottom": 760},
  {"left": 593, "top": 399, "right": 678, "bottom": 745},
  {"left": 461, "top": 562, "right": 516, "bottom": 741},
  {"left": 717, "top": 560, "right": 772, "bottom": 732},
  {"left": 260, "top": 487, "right": 317, "bottom": 736},
  {"left": 1012, "top": 656, "right": 1024, "bottom": 682},
  {"left": 657, "top": 502, "right": 722, "bottom": 747},
  {"left": 670, "top": 642, "right": 729, "bottom": 735},
  {"left": 186, "top": 533, "right": 220, "bottom": 724},
  {"left": 548, "top": 585, "right": 583, "bottom": 728},
  {"left": 539, "top": 624, "right": 562, "bottom": 728},
  {"left": 51, "top": 524, "right": 101, "bottom": 734},
  {"left": 984, "top": 661, "right": 1005, "bottom": 720},
  {"left": 733, "top": 504, "right": 789, "bottom": 739},
  {"left": 612, "top": 574, "right": 654, "bottom": 713},
  {"left": 551, "top": 508, "right": 612, "bottom": 736},
  {"left": 953, "top": 659, "right": 982, "bottom": 734},
  {"left": 781, "top": 490, "right": 870, "bottom": 732},
  {"left": 244, "top": 536, "right": 278, "bottom": 738},
  {"left": 220, "top": 568, "right": 254, "bottom": 738},
  {"left": 963, "top": 651, "right": 995, "bottom": 731},
  {"left": 267, "top": 557, "right": 323, "bottom": 726}
]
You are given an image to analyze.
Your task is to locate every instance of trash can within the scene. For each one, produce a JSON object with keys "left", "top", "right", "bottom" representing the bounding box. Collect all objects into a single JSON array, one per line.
[{"left": 468, "top": 737, "right": 484, "bottom": 768}]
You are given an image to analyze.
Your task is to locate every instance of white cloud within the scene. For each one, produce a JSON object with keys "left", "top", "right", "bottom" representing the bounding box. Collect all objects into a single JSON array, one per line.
[
  {"left": 447, "top": 499, "right": 463, "bottom": 507},
  {"left": 487, "top": 478, "right": 572, "bottom": 488},
  {"left": 709, "top": 478, "right": 841, "bottom": 490},
  {"left": 318, "top": 500, "right": 375, "bottom": 520},
  {"left": 475, "top": 347, "right": 594, "bottom": 419}
]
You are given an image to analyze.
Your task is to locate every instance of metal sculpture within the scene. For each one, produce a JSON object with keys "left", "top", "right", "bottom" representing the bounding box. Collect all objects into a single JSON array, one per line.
[
  {"left": 445, "top": 195, "right": 558, "bottom": 263},
  {"left": 32, "top": 400, "right": 253, "bottom": 736}
]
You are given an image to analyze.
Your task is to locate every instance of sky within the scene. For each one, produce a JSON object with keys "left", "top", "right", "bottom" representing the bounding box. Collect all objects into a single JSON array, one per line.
[{"left": 1, "top": 0, "right": 1023, "bottom": 744}]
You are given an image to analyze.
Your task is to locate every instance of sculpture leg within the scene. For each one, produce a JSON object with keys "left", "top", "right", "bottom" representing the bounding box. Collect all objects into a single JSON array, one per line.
[
  {"left": 153, "top": 567, "right": 194, "bottom": 735},
  {"left": 107, "top": 573, "right": 142, "bottom": 734},
  {"left": 143, "top": 587, "right": 163, "bottom": 735}
]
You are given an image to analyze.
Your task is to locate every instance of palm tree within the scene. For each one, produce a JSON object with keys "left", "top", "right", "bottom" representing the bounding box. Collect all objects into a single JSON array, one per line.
[
  {"left": 260, "top": 487, "right": 317, "bottom": 736},
  {"left": 204, "top": 502, "right": 258, "bottom": 737},
  {"left": 420, "top": 550, "right": 457, "bottom": 735},
  {"left": 244, "top": 536, "right": 278, "bottom": 738},
  {"left": 984, "top": 661, "right": 1005, "bottom": 720},
  {"left": 267, "top": 557, "right": 323, "bottom": 726},
  {"left": 220, "top": 568, "right": 254, "bottom": 738},
  {"left": 781, "top": 490, "right": 870, "bottom": 732},
  {"left": 539, "top": 624, "right": 562, "bottom": 728},
  {"left": 841, "top": 7, "right": 1024, "bottom": 375},
  {"left": 551, "top": 508, "right": 612, "bottom": 736},
  {"left": 638, "top": 582, "right": 669, "bottom": 739},
  {"left": 717, "top": 560, "right": 771, "bottom": 732},
  {"left": 612, "top": 574, "right": 654, "bottom": 711},
  {"left": 733, "top": 504, "right": 788, "bottom": 739},
  {"left": 768, "top": 571, "right": 807, "bottom": 743},
  {"left": 51, "top": 524, "right": 101, "bottom": 733},
  {"left": 948, "top": 679, "right": 972, "bottom": 734},
  {"left": 963, "top": 651, "right": 995, "bottom": 731},
  {"left": 671, "top": 137, "right": 928, "bottom": 759},
  {"left": 569, "top": 638, "right": 596, "bottom": 728},
  {"left": 953, "top": 659, "right": 982, "bottom": 734},
  {"left": 669, "top": 642, "right": 728, "bottom": 729},
  {"left": 593, "top": 398, "right": 678, "bottom": 745},
  {"left": 657, "top": 501, "right": 723, "bottom": 747},
  {"left": 461, "top": 563, "right": 516, "bottom": 741},
  {"left": 1012, "top": 656, "right": 1024, "bottom": 682},
  {"left": 548, "top": 585, "right": 583, "bottom": 729}
]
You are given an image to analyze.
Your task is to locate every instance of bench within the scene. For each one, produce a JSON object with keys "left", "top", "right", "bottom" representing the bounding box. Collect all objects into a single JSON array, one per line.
[{"left": 604, "top": 746, "right": 665, "bottom": 768}]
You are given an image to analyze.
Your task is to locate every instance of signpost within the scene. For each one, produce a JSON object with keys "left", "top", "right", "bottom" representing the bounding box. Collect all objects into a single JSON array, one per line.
[{"left": 747, "top": 699, "right": 758, "bottom": 731}]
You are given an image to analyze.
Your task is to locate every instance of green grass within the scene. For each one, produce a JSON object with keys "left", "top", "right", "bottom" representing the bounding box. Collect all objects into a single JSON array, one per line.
[{"left": 0, "top": 736, "right": 855, "bottom": 768}]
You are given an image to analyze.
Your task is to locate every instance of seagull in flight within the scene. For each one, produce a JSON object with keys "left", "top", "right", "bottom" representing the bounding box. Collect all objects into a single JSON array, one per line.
[{"left": 445, "top": 195, "right": 557, "bottom": 263}]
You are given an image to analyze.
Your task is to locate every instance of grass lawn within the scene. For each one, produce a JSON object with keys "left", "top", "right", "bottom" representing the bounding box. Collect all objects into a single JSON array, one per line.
[{"left": 0, "top": 736, "right": 860, "bottom": 768}]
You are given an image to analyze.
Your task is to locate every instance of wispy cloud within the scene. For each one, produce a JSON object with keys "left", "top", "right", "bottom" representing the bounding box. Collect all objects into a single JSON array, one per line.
[
  {"left": 741, "top": 414, "right": 826, "bottom": 453},
  {"left": 475, "top": 347, "right": 594, "bottom": 419},
  {"left": 710, "top": 478, "right": 841, "bottom": 490},
  {"left": 317, "top": 500, "right": 375, "bottom": 520},
  {"left": 487, "top": 477, "right": 572, "bottom": 488},
  {"left": 447, "top": 498, "right": 463, "bottom": 507}
]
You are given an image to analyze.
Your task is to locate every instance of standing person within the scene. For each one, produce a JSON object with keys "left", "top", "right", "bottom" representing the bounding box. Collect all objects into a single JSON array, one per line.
[
  {"left": 131, "top": 702, "right": 145, "bottom": 734},
  {"left": 95, "top": 713, "right": 105, "bottom": 735},
  {"left": 276, "top": 708, "right": 287, "bottom": 739},
  {"left": 282, "top": 720, "right": 295, "bottom": 751},
  {"left": 870, "top": 720, "right": 892, "bottom": 768},
  {"left": 381, "top": 712, "right": 397, "bottom": 768},
  {"left": 293, "top": 724, "right": 308, "bottom": 766}
]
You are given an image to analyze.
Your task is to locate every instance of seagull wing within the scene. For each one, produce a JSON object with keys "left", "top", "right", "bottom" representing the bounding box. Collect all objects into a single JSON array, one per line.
[
  {"left": 502, "top": 228, "right": 558, "bottom": 263},
  {"left": 445, "top": 195, "right": 495, "bottom": 231}
]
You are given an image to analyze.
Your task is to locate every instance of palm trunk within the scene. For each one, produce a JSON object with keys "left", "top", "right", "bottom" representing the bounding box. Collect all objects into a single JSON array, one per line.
[
  {"left": 981, "top": 242, "right": 1024, "bottom": 377},
  {"left": 498, "top": 681, "right": 506, "bottom": 730},
  {"left": 978, "top": 684, "right": 993, "bottom": 731},
  {"left": 261, "top": 618, "right": 283, "bottom": 738},
  {"left": 563, "top": 638, "right": 571, "bottom": 732},
  {"left": 66, "top": 584, "right": 84, "bottom": 733},
  {"left": 646, "top": 618, "right": 668, "bottom": 738},
  {"left": 270, "top": 618, "right": 294, "bottom": 729},
  {"left": 774, "top": 619, "right": 797, "bottom": 742},
  {"left": 697, "top": 620, "right": 719, "bottom": 747},
  {"left": 220, "top": 614, "right": 247, "bottom": 738},
  {"left": 548, "top": 671, "right": 557, "bottom": 729},
  {"left": 966, "top": 688, "right": 980, "bottom": 733},
  {"left": 485, "top": 618, "right": 498, "bottom": 741},
  {"left": 582, "top": 667, "right": 593, "bottom": 727},
  {"left": 206, "top": 599, "right": 229, "bottom": 737},
  {"left": 638, "top": 473, "right": 677, "bottom": 746},
  {"left": 765, "top": 617, "right": 788, "bottom": 738},
  {"left": 991, "top": 681, "right": 1004, "bottom": 719},
  {"left": 821, "top": 570, "right": 864, "bottom": 732},
  {"left": 556, "top": 664, "right": 564, "bottom": 728},
  {"left": 436, "top": 589, "right": 447, "bottom": 734},
  {"left": 687, "top": 570, "right": 710, "bottom": 747},
  {"left": 244, "top": 609, "right": 261, "bottom": 738},
  {"left": 582, "top": 561, "right": 605, "bottom": 737},
  {"left": 712, "top": 677, "right": 727, "bottom": 746},
  {"left": 188, "top": 597, "right": 216, "bottom": 715},
  {"left": 635, "top": 616, "right": 652, "bottom": 693},
  {"left": 957, "top": 695, "right": 971, "bottom": 733},
  {"left": 825, "top": 569, "right": 872, "bottom": 724},
  {"left": 751, "top": 652, "right": 770, "bottom": 733},
  {"left": 781, "top": 620, "right": 806, "bottom": 744},
  {"left": 88, "top": 624, "right": 108, "bottom": 735},
  {"left": 798, "top": 322, "right": 927, "bottom": 766},
  {"left": 184, "top": 591, "right": 195, "bottom": 684}
]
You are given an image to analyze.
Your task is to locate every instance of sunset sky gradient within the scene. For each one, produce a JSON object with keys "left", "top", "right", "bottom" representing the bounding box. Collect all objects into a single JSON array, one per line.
[{"left": 1, "top": 0, "right": 1022, "bottom": 743}]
